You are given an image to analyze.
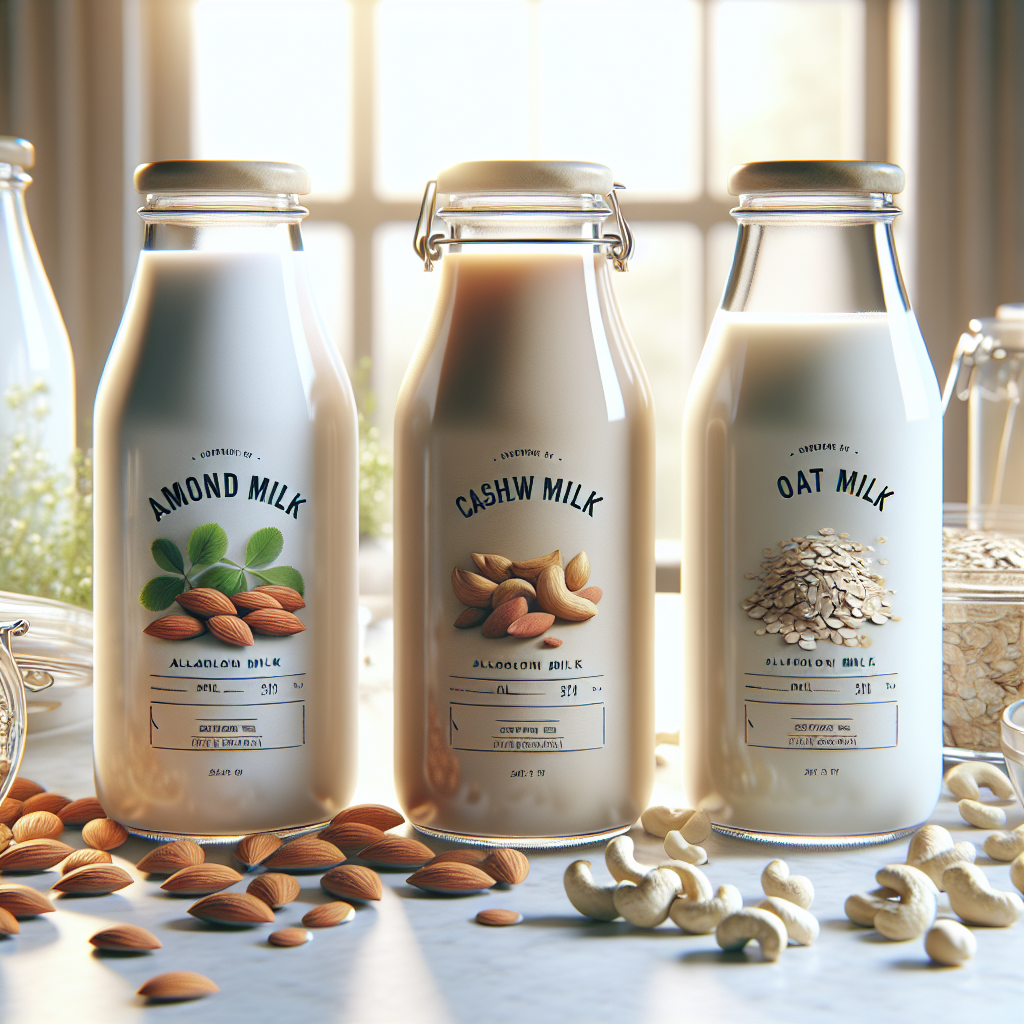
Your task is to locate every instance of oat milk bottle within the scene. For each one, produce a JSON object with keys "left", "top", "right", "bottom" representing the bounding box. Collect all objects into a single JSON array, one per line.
[
  {"left": 395, "top": 161, "right": 655, "bottom": 846},
  {"left": 94, "top": 161, "right": 359, "bottom": 839},
  {"left": 682, "top": 161, "right": 942, "bottom": 844}
]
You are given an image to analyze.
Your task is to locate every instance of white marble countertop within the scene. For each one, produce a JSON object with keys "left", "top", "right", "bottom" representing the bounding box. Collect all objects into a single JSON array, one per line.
[{"left": 3, "top": 612, "right": 1023, "bottom": 1023}]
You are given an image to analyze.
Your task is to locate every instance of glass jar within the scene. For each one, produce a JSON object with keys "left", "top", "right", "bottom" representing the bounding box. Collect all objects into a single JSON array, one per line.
[
  {"left": 682, "top": 160, "right": 943, "bottom": 846},
  {"left": 394, "top": 160, "right": 655, "bottom": 847},
  {"left": 999, "top": 699, "right": 1024, "bottom": 808},
  {"left": 94, "top": 161, "right": 360, "bottom": 840}
]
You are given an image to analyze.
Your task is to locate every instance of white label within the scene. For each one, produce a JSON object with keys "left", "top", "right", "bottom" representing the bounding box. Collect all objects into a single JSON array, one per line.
[
  {"left": 150, "top": 700, "right": 305, "bottom": 751},
  {"left": 449, "top": 701, "right": 605, "bottom": 752},
  {"left": 744, "top": 699, "right": 897, "bottom": 750}
]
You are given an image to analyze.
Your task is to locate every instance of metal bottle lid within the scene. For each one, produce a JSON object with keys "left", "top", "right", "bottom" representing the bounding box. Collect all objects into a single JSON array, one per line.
[
  {"left": 0, "top": 138, "right": 35, "bottom": 170},
  {"left": 134, "top": 160, "right": 310, "bottom": 195},
  {"left": 436, "top": 160, "right": 614, "bottom": 195},
  {"left": 728, "top": 160, "right": 905, "bottom": 196}
]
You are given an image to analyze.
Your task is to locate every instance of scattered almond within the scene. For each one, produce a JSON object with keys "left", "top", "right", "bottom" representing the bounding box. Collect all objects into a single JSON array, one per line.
[
  {"left": 20, "top": 792, "right": 70, "bottom": 816},
  {"left": 0, "top": 883, "right": 55, "bottom": 916},
  {"left": 247, "top": 872, "right": 300, "bottom": 909},
  {"left": 13, "top": 810, "right": 64, "bottom": 843},
  {"left": 253, "top": 584, "right": 305, "bottom": 611},
  {"left": 52, "top": 864, "right": 133, "bottom": 895},
  {"left": 63, "top": 848, "right": 113, "bottom": 873},
  {"left": 0, "top": 838, "right": 74, "bottom": 871},
  {"left": 543, "top": 637, "right": 563, "bottom": 648},
  {"left": 357, "top": 835, "right": 434, "bottom": 869},
  {"left": 321, "top": 865, "right": 383, "bottom": 902},
  {"left": 0, "top": 905, "right": 20, "bottom": 934},
  {"left": 176, "top": 587, "right": 237, "bottom": 618},
  {"left": 89, "top": 923, "right": 162, "bottom": 951},
  {"left": 160, "top": 864, "right": 243, "bottom": 897},
  {"left": 330, "top": 803, "right": 405, "bottom": 831},
  {"left": 263, "top": 836, "right": 345, "bottom": 873},
  {"left": 565, "top": 551, "right": 591, "bottom": 592},
  {"left": 476, "top": 908, "right": 523, "bottom": 927},
  {"left": 482, "top": 848, "right": 529, "bottom": 885},
  {"left": 302, "top": 901, "right": 355, "bottom": 927},
  {"left": 230, "top": 589, "right": 283, "bottom": 612},
  {"left": 0, "top": 798, "right": 23, "bottom": 825},
  {"left": 206, "top": 614, "right": 254, "bottom": 647},
  {"left": 407, "top": 862, "right": 496, "bottom": 894},
  {"left": 244, "top": 608, "right": 306, "bottom": 636},
  {"left": 143, "top": 615, "right": 206, "bottom": 640},
  {"left": 82, "top": 817, "right": 128, "bottom": 850},
  {"left": 188, "top": 892, "right": 275, "bottom": 926},
  {"left": 137, "top": 839, "right": 205, "bottom": 875},
  {"left": 138, "top": 971, "right": 219, "bottom": 1002},
  {"left": 233, "top": 832, "right": 282, "bottom": 870},
  {"left": 8, "top": 778, "right": 44, "bottom": 801},
  {"left": 269, "top": 927, "right": 311, "bottom": 947},
  {"left": 57, "top": 797, "right": 106, "bottom": 826},
  {"left": 425, "top": 849, "right": 489, "bottom": 868},
  {"left": 319, "top": 822, "right": 386, "bottom": 851},
  {"left": 0, "top": 822, "right": 11, "bottom": 852}
]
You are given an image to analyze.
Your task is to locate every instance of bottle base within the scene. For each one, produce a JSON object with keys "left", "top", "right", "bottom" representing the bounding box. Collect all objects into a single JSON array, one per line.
[
  {"left": 711, "top": 822, "right": 920, "bottom": 850},
  {"left": 412, "top": 822, "right": 632, "bottom": 850},
  {"left": 124, "top": 819, "right": 330, "bottom": 846}
]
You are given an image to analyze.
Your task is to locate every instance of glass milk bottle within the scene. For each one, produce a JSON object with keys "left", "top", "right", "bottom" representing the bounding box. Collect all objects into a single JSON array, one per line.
[
  {"left": 395, "top": 161, "right": 655, "bottom": 847},
  {"left": 94, "top": 161, "right": 359, "bottom": 839},
  {"left": 682, "top": 161, "right": 942, "bottom": 845}
]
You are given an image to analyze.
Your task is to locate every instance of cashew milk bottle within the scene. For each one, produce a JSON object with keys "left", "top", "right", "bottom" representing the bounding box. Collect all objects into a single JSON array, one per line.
[
  {"left": 395, "top": 161, "right": 655, "bottom": 846},
  {"left": 683, "top": 161, "right": 942, "bottom": 844},
  {"left": 94, "top": 161, "right": 359, "bottom": 839}
]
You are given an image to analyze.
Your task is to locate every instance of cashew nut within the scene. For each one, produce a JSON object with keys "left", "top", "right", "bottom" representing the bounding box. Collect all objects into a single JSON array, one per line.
[
  {"left": 563, "top": 860, "right": 619, "bottom": 921},
  {"left": 870, "top": 865, "right": 938, "bottom": 940},
  {"left": 604, "top": 835, "right": 650, "bottom": 884},
  {"left": 715, "top": 908, "right": 788, "bottom": 962},
  {"left": 658, "top": 861, "right": 713, "bottom": 902},
  {"left": 906, "top": 825, "right": 976, "bottom": 889},
  {"left": 640, "top": 805, "right": 709, "bottom": 843},
  {"left": 1011, "top": 853, "right": 1024, "bottom": 895},
  {"left": 944, "top": 862, "right": 1024, "bottom": 926},
  {"left": 958, "top": 798, "right": 1007, "bottom": 830},
  {"left": 664, "top": 830, "right": 707, "bottom": 865},
  {"left": 670, "top": 884, "right": 743, "bottom": 934},
  {"left": 757, "top": 896, "right": 820, "bottom": 946},
  {"left": 612, "top": 868, "right": 683, "bottom": 928},
  {"left": 944, "top": 762, "right": 1014, "bottom": 801},
  {"left": 925, "top": 919, "right": 977, "bottom": 966},
  {"left": 983, "top": 825, "right": 1024, "bottom": 862},
  {"left": 845, "top": 887, "right": 899, "bottom": 927},
  {"left": 761, "top": 859, "right": 814, "bottom": 909}
]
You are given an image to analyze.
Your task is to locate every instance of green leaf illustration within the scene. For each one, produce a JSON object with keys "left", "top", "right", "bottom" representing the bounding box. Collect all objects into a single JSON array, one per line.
[
  {"left": 151, "top": 538, "right": 184, "bottom": 574},
  {"left": 194, "top": 564, "right": 247, "bottom": 596},
  {"left": 245, "top": 526, "right": 284, "bottom": 568},
  {"left": 139, "top": 575, "right": 186, "bottom": 611},
  {"left": 250, "top": 565, "right": 304, "bottom": 595},
  {"left": 187, "top": 522, "right": 229, "bottom": 567}
]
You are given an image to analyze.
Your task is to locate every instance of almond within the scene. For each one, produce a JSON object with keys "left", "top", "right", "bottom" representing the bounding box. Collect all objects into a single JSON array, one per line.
[
  {"left": 358, "top": 834, "right": 434, "bottom": 869},
  {"left": 253, "top": 584, "right": 306, "bottom": 611},
  {"left": 510, "top": 549, "right": 561, "bottom": 582},
  {"left": 491, "top": 578, "right": 537, "bottom": 608},
  {"left": 544, "top": 637, "right": 563, "bottom": 647},
  {"left": 330, "top": 803, "right": 405, "bottom": 831},
  {"left": 506, "top": 612, "right": 555, "bottom": 638},
  {"left": 12, "top": 810, "right": 63, "bottom": 843},
  {"left": 160, "top": 864, "right": 243, "bottom": 896},
  {"left": 302, "top": 901, "right": 355, "bottom": 927},
  {"left": 58, "top": 797, "right": 106, "bottom": 826},
  {"left": 481, "top": 848, "right": 529, "bottom": 885},
  {"left": 536, "top": 565, "right": 598, "bottom": 622},
  {"left": 471, "top": 552, "right": 514, "bottom": 583},
  {"left": 89, "top": 923, "right": 162, "bottom": 951},
  {"left": 564, "top": 550, "right": 591, "bottom": 591},
  {"left": 451, "top": 567, "right": 498, "bottom": 608},
  {"left": 0, "top": 905, "right": 19, "bottom": 934},
  {"left": 475, "top": 908, "right": 523, "bottom": 926},
  {"left": 0, "top": 838, "right": 74, "bottom": 871},
  {"left": 83, "top": 817, "right": 129, "bottom": 850},
  {"left": 188, "top": 892, "right": 275, "bottom": 926},
  {"left": 138, "top": 971, "right": 219, "bottom": 1001},
  {"left": 407, "top": 862, "right": 496, "bottom": 894},
  {"left": 318, "top": 822, "right": 385, "bottom": 851},
  {"left": 247, "top": 872, "right": 300, "bottom": 909},
  {"left": 0, "top": 883, "right": 55, "bottom": 916},
  {"left": 0, "top": 798, "right": 22, "bottom": 825},
  {"left": 0, "top": 823, "right": 12, "bottom": 852},
  {"left": 321, "top": 865, "right": 382, "bottom": 902},
  {"left": 137, "top": 839, "right": 205, "bottom": 875},
  {"left": 575, "top": 586, "right": 603, "bottom": 605},
  {"left": 244, "top": 608, "right": 306, "bottom": 636},
  {"left": 62, "top": 848, "right": 112, "bottom": 873},
  {"left": 176, "top": 587, "right": 237, "bottom": 618},
  {"left": 424, "top": 849, "right": 489, "bottom": 868},
  {"left": 481, "top": 596, "right": 528, "bottom": 638},
  {"left": 8, "top": 778, "right": 44, "bottom": 801},
  {"left": 454, "top": 607, "right": 488, "bottom": 629},
  {"left": 52, "top": 864, "right": 133, "bottom": 895},
  {"left": 269, "top": 926, "right": 311, "bottom": 947},
  {"left": 207, "top": 614, "right": 254, "bottom": 646},
  {"left": 233, "top": 833, "right": 281, "bottom": 870},
  {"left": 21, "top": 792, "right": 71, "bottom": 816},
  {"left": 230, "top": 589, "right": 283, "bottom": 612},
  {"left": 143, "top": 615, "right": 206, "bottom": 640},
  {"left": 263, "top": 836, "right": 345, "bottom": 872}
]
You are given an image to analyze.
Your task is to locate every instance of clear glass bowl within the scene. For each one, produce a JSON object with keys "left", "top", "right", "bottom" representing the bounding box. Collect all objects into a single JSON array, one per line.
[
  {"left": 1000, "top": 698, "right": 1024, "bottom": 809},
  {"left": 0, "top": 620, "right": 40, "bottom": 803}
]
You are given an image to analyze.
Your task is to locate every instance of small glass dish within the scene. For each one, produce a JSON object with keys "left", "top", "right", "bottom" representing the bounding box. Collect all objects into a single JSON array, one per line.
[
  {"left": 0, "top": 619, "right": 52, "bottom": 803},
  {"left": 1000, "top": 699, "right": 1024, "bottom": 809}
]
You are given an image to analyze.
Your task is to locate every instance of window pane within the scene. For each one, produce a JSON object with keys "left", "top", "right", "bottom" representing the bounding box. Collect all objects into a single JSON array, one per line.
[
  {"left": 709, "top": 0, "right": 865, "bottom": 196},
  {"left": 302, "top": 221, "right": 353, "bottom": 368},
  {"left": 193, "top": 0, "right": 351, "bottom": 198}
]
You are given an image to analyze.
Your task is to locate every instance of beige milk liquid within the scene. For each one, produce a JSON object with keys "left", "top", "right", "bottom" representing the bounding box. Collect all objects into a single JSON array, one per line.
[
  {"left": 394, "top": 251, "right": 655, "bottom": 843},
  {"left": 683, "top": 313, "right": 942, "bottom": 839},
  {"left": 94, "top": 250, "right": 359, "bottom": 838}
]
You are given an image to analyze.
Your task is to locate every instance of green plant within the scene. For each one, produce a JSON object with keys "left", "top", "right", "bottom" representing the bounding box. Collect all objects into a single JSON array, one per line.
[{"left": 354, "top": 356, "right": 392, "bottom": 540}]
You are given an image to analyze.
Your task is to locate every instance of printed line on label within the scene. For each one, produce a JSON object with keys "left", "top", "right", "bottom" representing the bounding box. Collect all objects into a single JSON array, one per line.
[
  {"left": 150, "top": 673, "right": 307, "bottom": 681},
  {"left": 151, "top": 686, "right": 188, "bottom": 692},
  {"left": 744, "top": 672, "right": 898, "bottom": 679},
  {"left": 449, "top": 674, "right": 605, "bottom": 683}
]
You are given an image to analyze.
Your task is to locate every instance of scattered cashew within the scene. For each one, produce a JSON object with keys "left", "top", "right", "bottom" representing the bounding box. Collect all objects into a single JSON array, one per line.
[
  {"left": 664, "top": 830, "right": 707, "bottom": 866},
  {"left": 925, "top": 919, "right": 977, "bottom": 966},
  {"left": 670, "top": 884, "right": 743, "bottom": 935},
  {"left": 1012, "top": 853, "right": 1024, "bottom": 895},
  {"left": 906, "top": 826, "right": 976, "bottom": 890},
  {"left": 758, "top": 896, "right": 820, "bottom": 946},
  {"left": 845, "top": 887, "right": 899, "bottom": 927},
  {"left": 958, "top": 799, "right": 1007, "bottom": 830},
  {"left": 943, "top": 862, "right": 1024, "bottom": 927},
  {"left": 658, "top": 861, "right": 713, "bottom": 901},
  {"left": 640, "top": 805, "right": 711, "bottom": 844},
  {"left": 944, "top": 762, "right": 1015, "bottom": 801},
  {"left": 563, "top": 860, "right": 619, "bottom": 921},
  {"left": 604, "top": 835, "right": 650, "bottom": 884},
  {"left": 678, "top": 809, "right": 711, "bottom": 844},
  {"left": 715, "top": 908, "right": 788, "bottom": 962},
  {"left": 983, "top": 825, "right": 1024, "bottom": 862},
  {"left": 761, "top": 859, "right": 814, "bottom": 910},
  {"left": 870, "top": 865, "right": 938, "bottom": 940},
  {"left": 612, "top": 868, "right": 683, "bottom": 928}
]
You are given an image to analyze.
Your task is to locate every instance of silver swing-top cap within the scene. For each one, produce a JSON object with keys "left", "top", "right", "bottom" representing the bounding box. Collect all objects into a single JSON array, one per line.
[
  {"left": 436, "top": 160, "right": 615, "bottom": 195},
  {"left": 134, "top": 160, "right": 311, "bottom": 195},
  {"left": 728, "top": 160, "right": 905, "bottom": 196},
  {"left": 0, "top": 137, "right": 35, "bottom": 170}
]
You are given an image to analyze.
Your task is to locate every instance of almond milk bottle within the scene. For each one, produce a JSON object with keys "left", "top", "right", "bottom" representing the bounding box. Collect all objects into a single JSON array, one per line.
[
  {"left": 94, "top": 161, "right": 359, "bottom": 839},
  {"left": 395, "top": 161, "right": 655, "bottom": 846},
  {"left": 683, "top": 161, "right": 942, "bottom": 844}
]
